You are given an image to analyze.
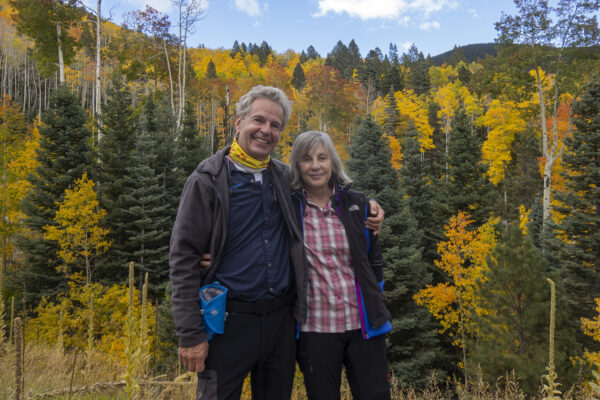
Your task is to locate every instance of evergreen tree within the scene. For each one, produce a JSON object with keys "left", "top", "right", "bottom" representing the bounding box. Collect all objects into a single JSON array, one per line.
[
  {"left": 382, "top": 88, "right": 399, "bottom": 137},
  {"left": 305, "top": 45, "right": 320, "bottom": 60},
  {"left": 446, "top": 108, "right": 495, "bottom": 225},
  {"left": 325, "top": 40, "right": 353, "bottom": 80},
  {"left": 501, "top": 129, "right": 541, "bottom": 222},
  {"left": 256, "top": 41, "right": 272, "bottom": 66},
  {"left": 96, "top": 77, "right": 138, "bottom": 285},
  {"left": 206, "top": 59, "right": 217, "bottom": 79},
  {"left": 401, "top": 123, "right": 449, "bottom": 269},
  {"left": 406, "top": 50, "right": 431, "bottom": 96},
  {"left": 347, "top": 116, "right": 440, "bottom": 387},
  {"left": 16, "top": 86, "right": 93, "bottom": 302},
  {"left": 122, "top": 129, "right": 171, "bottom": 298},
  {"left": 470, "top": 223, "right": 578, "bottom": 394},
  {"left": 554, "top": 80, "right": 600, "bottom": 351},
  {"left": 230, "top": 40, "right": 240, "bottom": 58},
  {"left": 291, "top": 63, "right": 306, "bottom": 92},
  {"left": 175, "top": 101, "right": 208, "bottom": 189}
]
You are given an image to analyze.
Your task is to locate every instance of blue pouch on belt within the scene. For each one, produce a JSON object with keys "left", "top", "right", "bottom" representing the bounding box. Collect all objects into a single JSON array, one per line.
[{"left": 198, "top": 281, "right": 228, "bottom": 341}]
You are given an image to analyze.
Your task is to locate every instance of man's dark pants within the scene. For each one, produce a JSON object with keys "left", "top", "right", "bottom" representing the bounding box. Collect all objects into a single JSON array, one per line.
[{"left": 196, "top": 305, "right": 296, "bottom": 400}]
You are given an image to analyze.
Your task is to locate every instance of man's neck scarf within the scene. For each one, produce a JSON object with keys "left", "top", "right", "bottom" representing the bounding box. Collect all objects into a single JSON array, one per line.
[{"left": 229, "top": 138, "right": 270, "bottom": 169}]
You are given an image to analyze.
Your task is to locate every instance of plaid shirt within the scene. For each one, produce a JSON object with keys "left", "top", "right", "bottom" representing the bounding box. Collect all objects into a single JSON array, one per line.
[{"left": 300, "top": 193, "right": 360, "bottom": 333}]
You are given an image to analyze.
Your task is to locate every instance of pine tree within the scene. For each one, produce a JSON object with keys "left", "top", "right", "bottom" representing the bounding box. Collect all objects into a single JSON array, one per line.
[
  {"left": 206, "top": 59, "right": 217, "bottom": 79},
  {"left": 401, "top": 123, "right": 449, "bottom": 269},
  {"left": 291, "top": 63, "right": 306, "bottom": 92},
  {"left": 446, "top": 107, "right": 495, "bottom": 225},
  {"left": 408, "top": 51, "right": 431, "bottom": 96},
  {"left": 501, "top": 129, "right": 541, "bottom": 222},
  {"left": 96, "top": 77, "right": 138, "bottom": 285},
  {"left": 17, "top": 86, "right": 93, "bottom": 301},
  {"left": 175, "top": 101, "right": 208, "bottom": 189},
  {"left": 347, "top": 116, "right": 440, "bottom": 387},
  {"left": 122, "top": 130, "right": 170, "bottom": 298},
  {"left": 470, "top": 223, "right": 578, "bottom": 394},
  {"left": 554, "top": 80, "right": 600, "bottom": 351},
  {"left": 382, "top": 89, "right": 399, "bottom": 138}
]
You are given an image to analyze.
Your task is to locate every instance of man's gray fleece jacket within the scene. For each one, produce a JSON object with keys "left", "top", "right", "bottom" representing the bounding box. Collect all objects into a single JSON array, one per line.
[{"left": 169, "top": 147, "right": 307, "bottom": 347}]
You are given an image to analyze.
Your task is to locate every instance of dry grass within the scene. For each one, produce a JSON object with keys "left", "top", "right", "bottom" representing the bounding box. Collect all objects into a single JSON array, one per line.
[{"left": 1, "top": 342, "right": 598, "bottom": 400}]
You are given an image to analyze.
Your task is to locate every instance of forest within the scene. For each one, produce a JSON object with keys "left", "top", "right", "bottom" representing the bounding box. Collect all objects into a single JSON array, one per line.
[{"left": 0, "top": 0, "right": 599, "bottom": 398}]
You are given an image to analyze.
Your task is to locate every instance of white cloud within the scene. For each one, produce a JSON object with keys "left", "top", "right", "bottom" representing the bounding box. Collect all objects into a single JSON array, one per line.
[
  {"left": 234, "top": 0, "right": 263, "bottom": 16},
  {"left": 419, "top": 20, "right": 440, "bottom": 30},
  {"left": 468, "top": 8, "right": 478, "bottom": 17},
  {"left": 399, "top": 41, "right": 413, "bottom": 51},
  {"left": 313, "top": 0, "right": 457, "bottom": 20}
]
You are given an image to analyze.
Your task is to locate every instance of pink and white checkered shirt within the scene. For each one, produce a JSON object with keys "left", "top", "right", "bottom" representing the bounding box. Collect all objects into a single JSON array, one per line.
[{"left": 300, "top": 193, "right": 360, "bottom": 333}]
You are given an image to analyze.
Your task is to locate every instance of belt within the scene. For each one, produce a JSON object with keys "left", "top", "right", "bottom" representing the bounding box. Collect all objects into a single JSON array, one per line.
[{"left": 226, "top": 291, "right": 296, "bottom": 315}]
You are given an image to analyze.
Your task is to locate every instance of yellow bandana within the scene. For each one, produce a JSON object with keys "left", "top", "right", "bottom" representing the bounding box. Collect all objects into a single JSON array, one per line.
[{"left": 229, "top": 138, "right": 270, "bottom": 169}]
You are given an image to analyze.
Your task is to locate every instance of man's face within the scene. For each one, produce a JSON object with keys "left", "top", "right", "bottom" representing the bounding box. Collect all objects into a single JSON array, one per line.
[{"left": 235, "top": 98, "right": 284, "bottom": 161}]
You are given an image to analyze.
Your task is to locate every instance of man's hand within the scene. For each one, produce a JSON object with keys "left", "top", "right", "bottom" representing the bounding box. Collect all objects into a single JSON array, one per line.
[
  {"left": 366, "top": 199, "right": 385, "bottom": 235},
  {"left": 179, "top": 341, "right": 209, "bottom": 372},
  {"left": 200, "top": 253, "right": 211, "bottom": 268}
]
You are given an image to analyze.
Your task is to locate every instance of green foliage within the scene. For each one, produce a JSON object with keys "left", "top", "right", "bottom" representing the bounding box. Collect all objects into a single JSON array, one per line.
[
  {"left": 446, "top": 107, "right": 495, "bottom": 225},
  {"left": 10, "top": 0, "right": 83, "bottom": 77},
  {"left": 121, "top": 103, "right": 170, "bottom": 297},
  {"left": 291, "top": 62, "right": 306, "bottom": 92},
  {"left": 174, "top": 101, "right": 209, "bottom": 188},
  {"left": 470, "top": 224, "right": 577, "bottom": 394},
  {"left": 347, "top": 116, "right": 440, "bottom": 387},
  {"left": 97, "top": 77, "right": 139, "bottom": 285},
  {"left": 554, "top": 80, "right": 600, "bottom": 351},
  {"left": 16, "top": 86, "right": 94, "bottom": 303}
]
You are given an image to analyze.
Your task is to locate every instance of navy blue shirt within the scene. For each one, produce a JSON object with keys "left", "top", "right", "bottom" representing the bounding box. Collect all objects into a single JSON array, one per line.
[{"left": 216, "top": 162, "right": 292, "bottom": 302}]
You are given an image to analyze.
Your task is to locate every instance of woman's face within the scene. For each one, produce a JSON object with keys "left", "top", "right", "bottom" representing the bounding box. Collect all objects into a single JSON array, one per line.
[{"left": 299, "top": 143, "right": 333, "bottom": 192}]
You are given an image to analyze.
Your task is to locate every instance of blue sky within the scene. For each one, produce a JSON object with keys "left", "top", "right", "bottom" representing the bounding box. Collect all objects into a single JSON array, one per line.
[{"left": 90, "top": 0, "right": 519, "bottom": 58}]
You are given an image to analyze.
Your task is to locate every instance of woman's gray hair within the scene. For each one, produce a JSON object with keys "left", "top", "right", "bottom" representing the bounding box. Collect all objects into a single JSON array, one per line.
[
  {"left": 236, "top": 85, "right": 292, "bottom": 130},
  {"left": 289, "top": 130, "right": 353, "bottom": 191}
]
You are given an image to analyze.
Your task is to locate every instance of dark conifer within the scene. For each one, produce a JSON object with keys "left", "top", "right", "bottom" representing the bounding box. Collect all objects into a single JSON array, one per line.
[
  {"left": 347, "top": 116, "right": 440, "bottom": 387},
  {"left": 96, "top": 77, "right": 138, "bottom": 285},
  {"left": 16, "top": 86, "right": 94, "bottom": 302},
  {"left": 470, "top": 223, "right": 578, "bottom": 393},
  {"left": 446, "top": 108, "right": 495, "bottom": 225},
  {"left": 291, "top": 63, "right": 306, "bottom": 92},
  {"left": 554, "top": 80, "right": 600, "bottom": 350}
]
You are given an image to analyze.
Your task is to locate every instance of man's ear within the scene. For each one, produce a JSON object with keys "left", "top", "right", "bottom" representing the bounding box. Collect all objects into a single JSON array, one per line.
[{"left": 234, "top": 116, "right": 241, "bottom": 136}]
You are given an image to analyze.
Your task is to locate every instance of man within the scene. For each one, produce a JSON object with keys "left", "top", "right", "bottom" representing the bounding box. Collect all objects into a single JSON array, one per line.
[{"left": 170, "top": 86, "right": 382, "bottom": 400}]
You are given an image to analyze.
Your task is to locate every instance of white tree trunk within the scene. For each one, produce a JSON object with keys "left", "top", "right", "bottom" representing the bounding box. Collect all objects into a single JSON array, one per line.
[
  {"left": 95, "top": 0, "right": 102, "bottom": 143},
  {"left": 56, "top": 22, "right": 65, "bottom": 83}
]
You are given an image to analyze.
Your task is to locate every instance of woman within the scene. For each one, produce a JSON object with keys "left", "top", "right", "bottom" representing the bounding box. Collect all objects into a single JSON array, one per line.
[{"left": 289, "top": 130, "right": 392, "bottom": 400}]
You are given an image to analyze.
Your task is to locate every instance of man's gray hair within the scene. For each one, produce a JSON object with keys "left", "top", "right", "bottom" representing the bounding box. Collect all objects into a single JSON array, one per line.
[
  {"left": 289, "top": 130, "right": 353, "bottom": 191},
  {"left": 236, "top": 85, "right": 292, "bottom": 131}
]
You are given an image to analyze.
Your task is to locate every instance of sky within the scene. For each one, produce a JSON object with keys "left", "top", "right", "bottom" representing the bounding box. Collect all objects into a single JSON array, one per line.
[{"left": 88, "top": 0, "right": 520, "bottom": 58}]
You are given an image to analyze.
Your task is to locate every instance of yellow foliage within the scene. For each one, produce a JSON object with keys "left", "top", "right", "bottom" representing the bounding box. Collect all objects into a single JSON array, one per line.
[
  {"left": 393, "top": 89, "right": 434, "bottom": 152},
  {"left": 414, "top": 212, "right": 499, "bottom": 347},
  {"left": 582, "top": 298, "right": 600, "bottom": 371},
  {"left": 434, "top": 81, "right": 482, "bottom": 141},
  {"left": 480, "top": 99, "right": 526, "bottom": 184},
  {"left": 43, "top": 173, "right": 111, "bottom": 283},
  {"left": 429, "top": 64, "right": 457, "bottom": 88},
  {"left": 519, "top": 205, "right": 530, "bottom": 236},
  {"left": 26, "top": 281, "right": 155, "bottom": 363}
]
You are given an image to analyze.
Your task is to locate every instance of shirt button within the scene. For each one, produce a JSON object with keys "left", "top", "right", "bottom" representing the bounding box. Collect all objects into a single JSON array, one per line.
[
  {"left": 264, "top": 239, "right": 269, "bottom": 244},
  {"left": 269, "top": 287, "right": 274, "bottom": 293},
  {"left": 268, "top": 263, "right": 272, "bottom": 267}
]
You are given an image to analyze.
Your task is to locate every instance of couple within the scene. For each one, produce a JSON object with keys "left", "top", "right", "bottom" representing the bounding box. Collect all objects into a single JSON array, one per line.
[{"left": 169, "top": 85, "right": 391, "bottom": 400}]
